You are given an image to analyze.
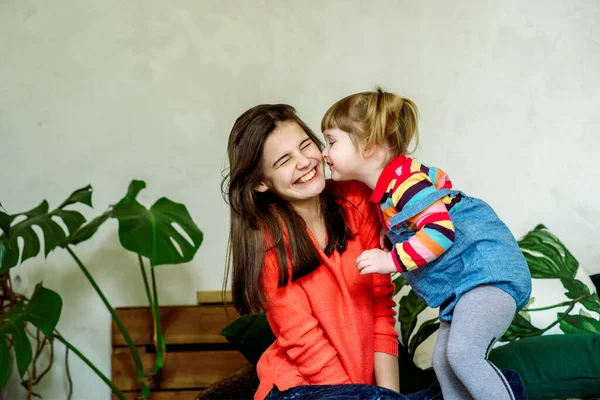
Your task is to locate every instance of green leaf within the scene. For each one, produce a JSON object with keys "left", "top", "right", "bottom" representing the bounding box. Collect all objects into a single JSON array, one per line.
[
  {"left": 67, "top": 211, "right": 111, "bottom": 246},
  {"left": 0, "top": 186, "right": 93, "bottom": 270},
  {"left": 518, "top": 309, "right": 532, "bottom": 323},
  {"left": 0, "top": 284, "right": 63, "bottom": 377},
  {"left": 581, "top": 293, "right": 600, "bottom": 314},
  {"left": 0, "top": 209, "right": 10, "bottom": 239},
  {"left": 561, "top": 278, "right": 590, "bottom": 300},
  {"left": 398, "top": 291, "right": 428, "bottom": 347},
  {"left": 58, "top": 185, "right": 93, "bottom": 208},
  {"left": 518, "top": 225, "right": 578, "bottom": 279},
  {"left": 558, "top": 313, "right": 600, "bottom": 334},
  {"left": 392, "top": 273, "right": 407, "bottom": 296},
  {"left": 112, "top": 180, "right": 203, "bottom": 266},
  {"left": 408, "top": 317, "right": 440, "bottom": 356},
  {"left": 500, "top": 312, "right": 543, "bottom": 342},
  {"left": 3, "top": 323, "right": 32, "bottom": 377},
  {"left": 0, "top": 243, "right": 5, "bottom": 271},
  {"left": 0, "top": 336, "right": 10, "bottom": 388},
  {"left": 24, "top": 284, "right": 63, "bottom": 338}
]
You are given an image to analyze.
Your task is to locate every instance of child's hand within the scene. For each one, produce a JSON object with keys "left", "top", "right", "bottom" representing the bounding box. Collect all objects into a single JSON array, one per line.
[{"left": 356, "top": 249, "right": 396, "bottom": 275}]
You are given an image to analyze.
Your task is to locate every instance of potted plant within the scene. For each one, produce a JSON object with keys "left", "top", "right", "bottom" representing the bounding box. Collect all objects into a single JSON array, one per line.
[{"left": 0, "top": 180, "right": 203, "bottom": 399}]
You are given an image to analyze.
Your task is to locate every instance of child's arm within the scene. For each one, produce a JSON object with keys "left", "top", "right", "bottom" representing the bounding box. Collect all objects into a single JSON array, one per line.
[
  {"left": 357, "top": 162, "right": 456, "bottom": 275},
  {"left": 356, "top": 200, "right": 455, "bottom": 274},
  {"left": 390, "top": 200, "right": 455, "bottom": 272}
]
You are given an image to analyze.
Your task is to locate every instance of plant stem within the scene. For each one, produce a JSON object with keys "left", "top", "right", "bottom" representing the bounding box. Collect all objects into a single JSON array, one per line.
[
  {"left": 523, "top": 295, "right": 589, "bottom": 312},
  {"left": 54, "top": 333, "right": 127, "bottom": 400},
  {"left": 138, "top": 256, "right": 154, "bottom": 314},
  {"left": 150, "top": 266, "right": 165, "bottom": 375},
  {"left": 540, "top": 303, "right": 576, "bottom": 333},
  {"left": 65, "top": 246, "right": 149, "bottom": 398}
]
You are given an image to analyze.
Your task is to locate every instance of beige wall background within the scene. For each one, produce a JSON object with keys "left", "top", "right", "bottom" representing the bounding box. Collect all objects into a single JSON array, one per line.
[{"left": 1, "top": 0, "right": 599, "bottom": 398}]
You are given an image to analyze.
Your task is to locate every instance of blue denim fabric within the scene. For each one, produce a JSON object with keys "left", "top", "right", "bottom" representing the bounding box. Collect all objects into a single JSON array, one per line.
[
  {"left": 387, "top": 190, "right": 532, "bottom": 322},
  {"left": 265, "top": 369, "right": 527, "bottom": 399}
]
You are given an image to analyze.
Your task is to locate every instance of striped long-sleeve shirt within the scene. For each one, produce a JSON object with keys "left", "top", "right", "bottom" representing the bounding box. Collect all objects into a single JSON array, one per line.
[{"left": 370, "top": 155, "right": 461, "bottom": 273}]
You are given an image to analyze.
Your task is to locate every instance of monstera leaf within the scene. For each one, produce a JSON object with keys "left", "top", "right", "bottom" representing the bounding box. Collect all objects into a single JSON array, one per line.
[
  {"left": 518, "top": 224, "right": 578, "bottom": 279},
  {"left": 0, "top": 284, "right": 62, "bottom": 388},
  {"left": 558, "top": 311, "right": 600, "bottom": 334},
  {"left": 0, "top": 186, "right": 92, "bottom": 274},
  {"left": 0, "top": 243, "right": 5, "bottom": 271},
  {"left": 0, "top": 201, "right": 10, "bottom": 238},
  {"left": 408, "top": 317, "right": 440, "bottom": 356},
  {"left": 398, "top": 290, "right": 428, "bottom": 347},
  {"left": 393, "top": 273, "right": 408, "bottom": 296},
  {"left": 500, "top": 311, "right": 544, "bottom": 342},
  {"left": 69, "top": 180, "right": 203, "bottom": 266}
]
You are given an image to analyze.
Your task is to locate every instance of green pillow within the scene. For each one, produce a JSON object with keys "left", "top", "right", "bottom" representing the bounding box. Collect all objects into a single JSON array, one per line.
[
  {"left": 221, "top": 313, "right": 275, "bottom": 365},
  {"left": 489, "top": 333, "right": 600, "bottom": 400}
]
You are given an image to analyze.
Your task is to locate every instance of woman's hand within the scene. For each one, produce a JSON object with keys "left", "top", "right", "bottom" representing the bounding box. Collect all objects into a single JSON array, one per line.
[{"left": 356, "top": 249, "right": 397, "bottom": 275}]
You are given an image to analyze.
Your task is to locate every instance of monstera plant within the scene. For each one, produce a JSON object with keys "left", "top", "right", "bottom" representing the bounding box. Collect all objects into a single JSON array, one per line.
[{"left": 0, "top": 181, "right": 203, "bottom": 399}]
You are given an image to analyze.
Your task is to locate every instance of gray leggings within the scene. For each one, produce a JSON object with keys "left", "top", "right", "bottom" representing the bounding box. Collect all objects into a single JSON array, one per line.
[{"left": 432, "top": 285, "right": 517, "bottom": 400}]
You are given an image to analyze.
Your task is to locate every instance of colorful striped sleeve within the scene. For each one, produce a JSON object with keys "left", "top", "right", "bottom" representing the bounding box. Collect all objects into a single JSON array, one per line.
[
  {"left": 384, "top": 162, "right": 456, "bottom": 272},
  {"left": 390, "top": 200, "right": 455, "bottom": 272}
]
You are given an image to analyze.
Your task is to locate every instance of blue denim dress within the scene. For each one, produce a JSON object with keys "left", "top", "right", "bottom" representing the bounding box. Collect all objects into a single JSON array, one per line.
[{"left": 387, "top": 188, "right": 532, "bottom": 322}]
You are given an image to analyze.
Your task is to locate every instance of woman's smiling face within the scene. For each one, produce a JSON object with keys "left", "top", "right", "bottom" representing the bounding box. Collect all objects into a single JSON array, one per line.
[{"left": 255, "top": 120, "right": 326, "bottom": 208}]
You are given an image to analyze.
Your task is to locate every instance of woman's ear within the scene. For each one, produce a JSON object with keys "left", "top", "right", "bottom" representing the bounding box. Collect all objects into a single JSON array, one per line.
[{"left": 254, "top": 182, "right": 268, "bottom": 192}]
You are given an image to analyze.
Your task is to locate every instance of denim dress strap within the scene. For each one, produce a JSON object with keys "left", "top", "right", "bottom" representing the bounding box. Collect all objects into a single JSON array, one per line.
[{"left": 390, "top": 188, "right": 462, "bottom": 226}]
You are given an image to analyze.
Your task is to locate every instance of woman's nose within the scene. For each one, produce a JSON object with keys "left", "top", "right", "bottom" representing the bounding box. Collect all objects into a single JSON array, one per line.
[{"left": 297, "top": 154, "right": 310, "bottom": 169}]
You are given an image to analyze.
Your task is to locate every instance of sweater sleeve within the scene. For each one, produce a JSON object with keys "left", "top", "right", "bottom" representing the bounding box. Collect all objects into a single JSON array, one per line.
[
  {"left": 343, "top": 181, "right": 399, "bottom": 356},
  {"left": 389, "top": 171, "right": 456, "bottom": 272},
  {"left": 262, "top": 251, "right": 351, "bottom": 384},
  {"left": 372, "top": 273, "right": 400, "bottom": 356}
]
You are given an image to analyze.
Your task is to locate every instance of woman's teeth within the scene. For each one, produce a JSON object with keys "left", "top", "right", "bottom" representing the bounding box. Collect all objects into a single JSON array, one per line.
[{"left": 296, "top": 168, "right": 317, "bottom": 184}]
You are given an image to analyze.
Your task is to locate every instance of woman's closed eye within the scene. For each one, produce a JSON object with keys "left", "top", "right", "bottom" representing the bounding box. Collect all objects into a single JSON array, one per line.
[
  {"left": 300, "top": 139, "right": 314, "bottom": 151},
  {"left": 275, "top": 156, "right": 290, "bottom": 168}
]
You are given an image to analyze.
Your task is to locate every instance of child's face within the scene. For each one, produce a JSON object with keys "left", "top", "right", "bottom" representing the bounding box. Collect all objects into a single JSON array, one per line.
[
  {"left": 255, "top": 121, "right": 326, "bottom": 207},
  {"left": 322, "top": 128, "right": 366, "bottom": 181}
]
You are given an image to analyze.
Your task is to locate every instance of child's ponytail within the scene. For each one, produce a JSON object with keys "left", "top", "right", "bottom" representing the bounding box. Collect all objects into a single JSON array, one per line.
[{"left": 365, "top": 86, "right": 419, "bottom": 155}]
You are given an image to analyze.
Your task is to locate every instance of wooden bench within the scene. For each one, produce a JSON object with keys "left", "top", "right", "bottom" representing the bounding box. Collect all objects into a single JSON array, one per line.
[{"left": 111, "top": 291, "right": 248, "bottom": 399}]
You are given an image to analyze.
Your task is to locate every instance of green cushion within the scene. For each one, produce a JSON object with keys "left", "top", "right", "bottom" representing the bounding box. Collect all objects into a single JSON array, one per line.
[{"left": 489, "top": 333, "right": 600, "bottom": 400}]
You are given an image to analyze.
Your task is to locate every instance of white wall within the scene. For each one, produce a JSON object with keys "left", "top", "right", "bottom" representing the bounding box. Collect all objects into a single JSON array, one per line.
[{"left": 1, "top": 0, "right": 599, "bottom": 398}]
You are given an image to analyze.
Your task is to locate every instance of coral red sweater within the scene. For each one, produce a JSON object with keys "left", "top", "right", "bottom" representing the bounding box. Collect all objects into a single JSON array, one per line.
[{"left": 255, "top": 181, "right": 399, "bottom": 400}]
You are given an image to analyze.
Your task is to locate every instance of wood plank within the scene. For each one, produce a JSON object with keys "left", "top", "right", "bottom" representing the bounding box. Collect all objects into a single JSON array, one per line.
[
  {"left": 112, "top": 305, "right": 238, "bottom": 346},
  {"left": 112, "top": 390, "right": 200, "bottom": 400},
  {"left": 197, "top": 290, "right": 232, "bottom": 304},
  {"left": 112, "top": 350, "right": 248, "bottom": 391}
]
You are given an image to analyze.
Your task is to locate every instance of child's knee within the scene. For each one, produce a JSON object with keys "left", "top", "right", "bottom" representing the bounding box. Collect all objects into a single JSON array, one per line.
[{"left": 446, "top": 341, "right": 479, "bottom": 373}]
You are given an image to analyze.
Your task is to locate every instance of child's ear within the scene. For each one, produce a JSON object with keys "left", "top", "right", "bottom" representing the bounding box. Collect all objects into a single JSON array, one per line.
[
  {"left": 362, "top": 145, "right": 376, "bottom": 158},
  {"left": 255, "top": 182, "right": 269, "bottom": 193}
]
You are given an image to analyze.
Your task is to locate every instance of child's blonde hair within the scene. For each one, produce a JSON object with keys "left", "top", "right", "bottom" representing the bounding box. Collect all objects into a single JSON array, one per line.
[{"left": 321, "top": 86, "right": 419, "bottom": 157}]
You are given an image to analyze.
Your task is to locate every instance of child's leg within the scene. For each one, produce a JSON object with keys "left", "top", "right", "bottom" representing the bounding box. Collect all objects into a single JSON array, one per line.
[
  {"left": 432, "top": 321, "right": 473, "bottom": 400},
  {"left": 446, "top": 285, "right": 517, "bottom": 400}
]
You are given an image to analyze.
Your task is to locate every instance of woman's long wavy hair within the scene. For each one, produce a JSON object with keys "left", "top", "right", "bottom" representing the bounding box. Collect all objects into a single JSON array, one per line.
[{"left": 222, "top": 104, "right": 354, "bottom": 314}]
